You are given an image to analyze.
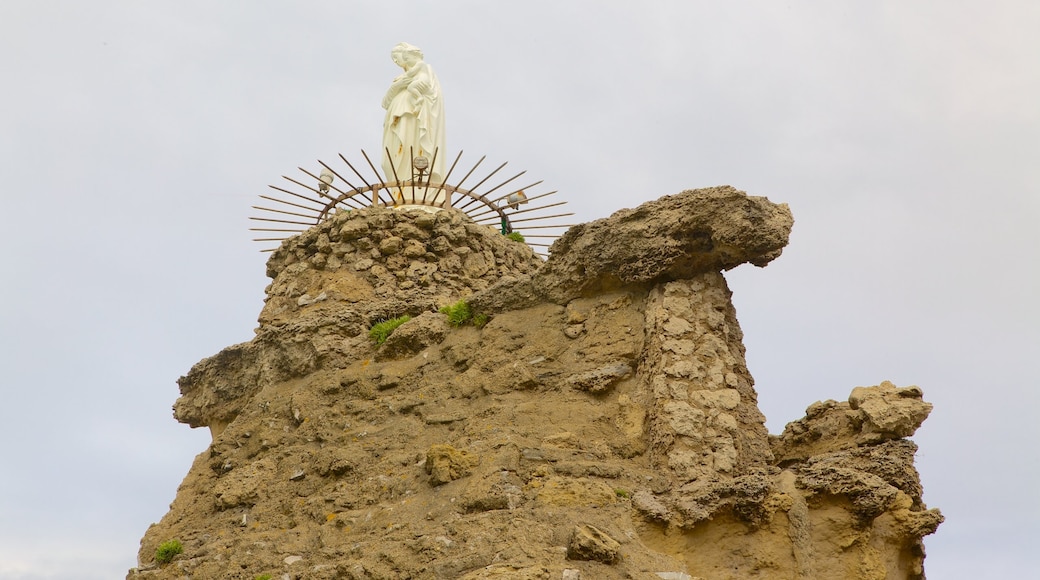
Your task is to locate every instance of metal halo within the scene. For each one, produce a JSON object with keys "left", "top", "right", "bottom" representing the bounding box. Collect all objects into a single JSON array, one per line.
[{"left": 250, "top": 149, "right": 572, "bottom": 258}]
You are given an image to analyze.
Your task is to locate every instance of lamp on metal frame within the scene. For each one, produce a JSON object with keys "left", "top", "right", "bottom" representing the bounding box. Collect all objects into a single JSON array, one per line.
[{"left": 411, "top": 155, "right": 430, "bottom": 183}]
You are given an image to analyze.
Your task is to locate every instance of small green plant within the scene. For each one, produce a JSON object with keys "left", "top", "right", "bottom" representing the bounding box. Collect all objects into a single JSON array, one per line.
[
  {"left": 472, "top": 313, "right": 490, "bottom": 329},
  {"left": 255, "top": 575, "right": 274, "bottom": 580},
  {"left": 505, "top": 231, "right": 525, "bottom": 243},
  {"left": 614, "top": 488, "right": 630, "bottom": 499},
  {"left": 439, "top": 300, "right": 473, "bottom": 327},
  {"left": 154, "top": 539, "right": 183, "bottom": 565},
  {"left": 368, "top": 315, "right": 411, "bottom": 345}
]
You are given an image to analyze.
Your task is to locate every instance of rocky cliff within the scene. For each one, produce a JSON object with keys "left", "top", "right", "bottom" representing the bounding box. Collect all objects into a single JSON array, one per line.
[{"left": 130, "top": 186, "right": 941, "bottom": 579}]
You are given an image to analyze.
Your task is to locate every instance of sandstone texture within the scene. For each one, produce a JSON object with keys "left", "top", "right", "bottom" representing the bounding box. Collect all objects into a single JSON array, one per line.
[
  {"left": 131, "top": 187, "right": 941, "bottom": 579},
  {"left": 469, "top": 186, "right": 793, "bottom": 312}
]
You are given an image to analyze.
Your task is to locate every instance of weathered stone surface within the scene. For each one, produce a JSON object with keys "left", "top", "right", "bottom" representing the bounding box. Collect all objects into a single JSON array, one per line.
[
  {"left": 338, "top": 219, "right": 369, "bottom": 240},
  {"left": 212, "top": 458, "right": 273, "bottom": 509},
  {"left": 532, "top": 477, "right": 618, "bottom": 508},
  {"left": 172, "top": 341, "right": 259, "bottom": 437},
  {"left": 263, "top": 206, "right": 542, "bottom": 329},
  {"left": 564, "top": 362, "right": 633, "bottom": 393},
  {"left": 460, "top": 469, "right": 525, "bottom": 512},
  {"left": 425, "top": 444, "right": 479, "bottom": 485},
  {"left": 460, "top": 565, "right": 551, "bottom": 580},
  {"left": 132, "top": 190, "right": 940, "bottom": 580},
  {"left": 850, "top": 381, "right": 932, "bottom": 438},
  {"left": 772, "top": 381, "right": 933, "bottom": 463},
  {"left": 470, "top": 186, "right": 793, "bottom": 312},
  {"left": 312, "top": 447, "right": 365, "bottom": 477},
  {"left": 173, "top": 206, "right": 543, "bottom": 441},
  {"left": 567, "top": 524, "right": 621, "bottom": 563},
  {"left": 377, "top": 311, "right": 449, "bottom": 360},
  {"left": 378, "top": 235, "right": 404, "bottom": 255},
  {"left": 642, "top": 274, "right": 772, "bottom": 484}
]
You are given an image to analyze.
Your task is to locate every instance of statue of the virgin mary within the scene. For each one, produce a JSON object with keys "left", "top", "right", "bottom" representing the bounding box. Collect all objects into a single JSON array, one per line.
[{"left": 381, "top": 42, "right": 446, "bottom": 202}]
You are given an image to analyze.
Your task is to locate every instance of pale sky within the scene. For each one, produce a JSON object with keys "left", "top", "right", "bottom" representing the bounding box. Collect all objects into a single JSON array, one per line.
[{"left": 1, "top": 2, "right": 1037, "bottom": 578}]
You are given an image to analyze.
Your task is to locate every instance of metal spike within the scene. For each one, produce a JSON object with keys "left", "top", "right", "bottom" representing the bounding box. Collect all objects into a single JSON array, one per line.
[
  {"left": 318, "top": 159, "right": 363, "bottom": 195},
  {"left": 504, "top": 188, "right": 555, "bottom": 206},
  {"left": 298, "top": 166, "right": 364, "bottom": 210},
  {"left": 386, "top": 146, "right": 403, "bottom": 202},
  {"left": 341, "top": 152, "right": 389, "bottom": 206},
  {"left": 259, "top": 194, "right": 324, "bottom": 214},
  {"left": 430, "top": 150, "right": 464, "bottom": 207},
  {"left": 511, "top": 223, "right": 576, "bottom": 230},
  {"left": 475, "top": 201, "right": 569, "bottom": 221},
  {"left": 267, "top": 185, "right": 326, "bottom": 207},
  {"left": 361, "top": 149, "right": 392, "bottom": 205},
  {"left": 252, "top": 205, "right": 319, "bottom": 220},
  {"left": 298, "top": 166, "right": 349, "bottom": 198},
  {"left": 419, "top": 147, "right": 438, "bottom": 203},
  {"left": 494, "top": 212, "right": 574, "bottom": 225},
  {"left": 451, "top": 155, "right": 486, "bottom": 193},
  {"left": 455, "top": 162, "right": 507, "bottom": 206},
  {"left": 469, "top": 191, "right": 559, "bottom": 219},
  {"left": 249, "top": 216, "right": 315, "bottom": 226},
  {"left": 281, "top": 174, "right": 336, "bottom": 202},
  {"left": 457, "top": 169, "right": 525, "bottom": 211},
  {"left": 340, "top": 152, "right": 374, "bottom": 189}
]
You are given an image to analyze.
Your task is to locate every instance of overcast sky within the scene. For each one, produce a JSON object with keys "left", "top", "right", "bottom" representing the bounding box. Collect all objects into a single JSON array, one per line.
[{"left": 1, "top": 2, "right": 1037, "bottom": 578}]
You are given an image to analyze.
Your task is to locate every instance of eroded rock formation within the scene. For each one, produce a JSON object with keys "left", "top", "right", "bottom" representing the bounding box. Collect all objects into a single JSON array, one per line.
[{"left": 131, "top": 186, "right": 941, "bottom": 579}]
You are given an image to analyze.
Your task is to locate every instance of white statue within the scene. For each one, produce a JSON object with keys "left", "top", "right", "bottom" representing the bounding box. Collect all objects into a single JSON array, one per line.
[{"left": 381, "top": 43, "right": 446, "bottom": 203}]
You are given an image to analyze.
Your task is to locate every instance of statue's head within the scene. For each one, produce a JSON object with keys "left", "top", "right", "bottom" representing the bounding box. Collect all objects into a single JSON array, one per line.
[{"left": 391, "top": 42, "right": 424, "bottom": 67}]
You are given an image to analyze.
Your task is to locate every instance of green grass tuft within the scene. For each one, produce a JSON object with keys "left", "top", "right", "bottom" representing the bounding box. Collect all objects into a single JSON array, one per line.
[
  {"left": 472, "top": 313, "right": 490, "bottom": 329},
  {"left": 369, "top": 315, "right": 411, "bottom": 345},
  {"left": 439, "top": 300, "right": 473, "bottom": 327},
  {"left": 505, "top": 231, "right": 525, "bottom": 243},
  {"left": 614, "top": 488, "right": 630, "bottom": 498},
  {"left": 255, "top": 575, "right": 274, "bottom": 580},
  {"left": 155, "top": 539, "right": 183, "bottom": 565}
]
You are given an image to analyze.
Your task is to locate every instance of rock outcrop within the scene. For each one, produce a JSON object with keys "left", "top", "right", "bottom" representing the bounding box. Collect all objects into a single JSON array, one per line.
[{"left": 131, "top": 186, "right": 941, "bottom": 579}]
